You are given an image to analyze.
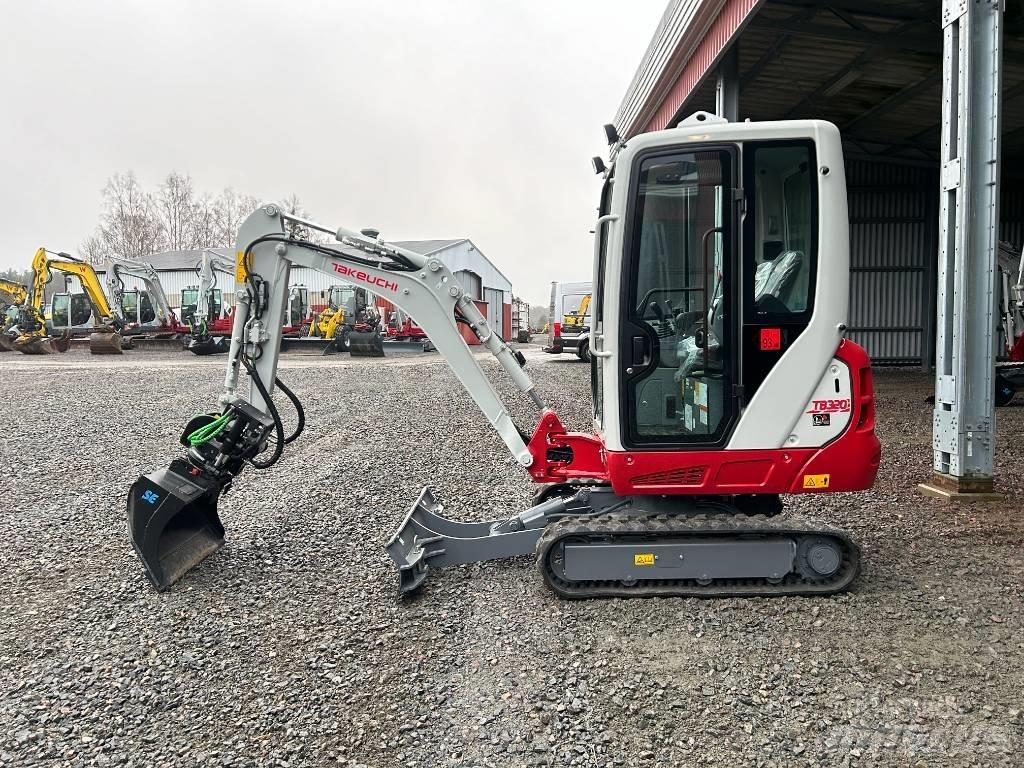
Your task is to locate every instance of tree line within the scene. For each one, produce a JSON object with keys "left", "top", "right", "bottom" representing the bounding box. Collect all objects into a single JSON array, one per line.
[{"left": 79, "top": 171, "right": 317, "bottom": 264}]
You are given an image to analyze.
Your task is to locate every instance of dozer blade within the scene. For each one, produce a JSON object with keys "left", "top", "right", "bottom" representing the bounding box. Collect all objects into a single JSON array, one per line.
[
  {"left": 89, "top": 330, "right": 123, "bottom": 355},
  {"left": 347, "top": 330, "right": 385, "bottom": 357},
  {"left": 385, "top": 487, "right": 545, "bottom": 595},
  {"left": 185, "top": 335, "right": 230, "bottom": 356},
  {"left": 127, "top": 458, "right": 226, "bottom": 590}
]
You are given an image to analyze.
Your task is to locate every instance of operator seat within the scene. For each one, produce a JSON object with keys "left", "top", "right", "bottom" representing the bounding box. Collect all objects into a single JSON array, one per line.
[{"left": 754, "top": 249, "right": 804, "bottom": 312}]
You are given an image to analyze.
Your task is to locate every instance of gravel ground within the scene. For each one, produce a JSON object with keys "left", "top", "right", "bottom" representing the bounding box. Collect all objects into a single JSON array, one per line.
[{"left": 0, "top": 347, "right": 1022, "bottom": 768}]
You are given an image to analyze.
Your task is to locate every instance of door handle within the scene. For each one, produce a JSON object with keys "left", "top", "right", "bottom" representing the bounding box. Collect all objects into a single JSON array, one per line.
[
  {"left": 591, "top": 334, "right": 613, "bottom": 358},
  {"left": 631, "top": 335, "right": 651, "bottom": 366}
]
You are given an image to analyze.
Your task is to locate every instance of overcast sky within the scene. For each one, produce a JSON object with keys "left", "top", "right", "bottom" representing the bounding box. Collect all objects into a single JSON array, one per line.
[{"left": 0, "top": 0, "right": 666, "bottom": 307}]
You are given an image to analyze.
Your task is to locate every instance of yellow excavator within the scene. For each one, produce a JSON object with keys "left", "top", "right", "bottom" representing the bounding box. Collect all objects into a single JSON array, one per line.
[
  {"left": 307, "top": 283, "right": 384, "bottom": 356},
  {"left": 561, "top": 293, "right": 591, "bottom": 329},
  {"left": 0, "top": 279, "right": 29, "bottom": 352},
  {"left": 13, "top": 248, "right": 123, "bottom": 355}
]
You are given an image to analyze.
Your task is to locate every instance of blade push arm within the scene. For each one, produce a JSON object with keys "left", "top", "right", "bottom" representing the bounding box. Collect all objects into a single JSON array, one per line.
[{"left": 225, "top": 203, "right": 544, "bottom": 467}]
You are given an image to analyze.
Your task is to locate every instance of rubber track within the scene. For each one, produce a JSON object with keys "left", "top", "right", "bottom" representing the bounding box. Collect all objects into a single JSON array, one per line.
[{"left": 536, "top": 511, "right": 860, "bottom": 599}]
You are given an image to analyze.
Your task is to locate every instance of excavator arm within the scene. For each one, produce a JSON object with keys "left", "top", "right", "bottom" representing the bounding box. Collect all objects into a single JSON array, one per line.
[
  {"left": 194, "top": 250, "right": 235, "bottom": 332},
  {"left": 128, "top": 203, "right": 559, "bottom": 589},
  {"left": 104, "top": 257, "right": 180, "bottom": 329}
]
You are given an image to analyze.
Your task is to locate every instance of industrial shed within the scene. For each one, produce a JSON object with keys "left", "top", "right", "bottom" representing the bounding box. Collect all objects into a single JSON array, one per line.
[
  {"left": 616, "top": 0, "right": 1023, "bottom": 493},
  {"left": 389, "top": 239, "right": 514, "bottom": 341},
  {"left": 93, "top": 238, "right": 515, "bottom": 340},
  {"left": 617, "top": 0, "right": 1024, "bottom": 365}
]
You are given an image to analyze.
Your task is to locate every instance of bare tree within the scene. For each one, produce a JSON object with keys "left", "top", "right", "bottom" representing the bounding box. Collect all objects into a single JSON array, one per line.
[
  {"left": 155, "top": 171, "right": 198, "bottom": 250},
  {"left": 191, "top": 194, "right": 219, "bottom": 248},
  {"left": 82, "top": 172, "right": 162, "bottom": 261},
  {"left": 211, "top": 188, "right": 259, "bottom": 247}
]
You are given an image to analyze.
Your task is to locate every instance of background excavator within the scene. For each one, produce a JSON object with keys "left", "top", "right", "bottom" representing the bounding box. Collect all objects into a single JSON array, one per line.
[
  {"left": 128, "top": 113, "right": 879, "bottom": 598},
  {"left": 184, "top": 249, "right": 235, "bottom": 355},
  {"left": 13, "top": 248, "right": 122, "bottom": 354},
  {"left": 544, "top": 282, "right": 593, "bottom": 360},
  {"left": 104, "top": 257, "right": 189, "bottom": 341},
  {"left": 0, "top": 279, "right": 29, "bottom": 352},
  {"left": 307, "top": 283, "right": 384, "bottom": 356}
]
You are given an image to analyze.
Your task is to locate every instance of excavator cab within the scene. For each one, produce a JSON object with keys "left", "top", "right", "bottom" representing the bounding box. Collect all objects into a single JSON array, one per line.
[
  {"left": 181, "top": 287, "right": 223, "bottom": 328},
  {"left": 118, "top": 289, "right": 157, "bottom": 328},
  {"left": 50, "top": 292, "right": 94, "bottom": 331}
]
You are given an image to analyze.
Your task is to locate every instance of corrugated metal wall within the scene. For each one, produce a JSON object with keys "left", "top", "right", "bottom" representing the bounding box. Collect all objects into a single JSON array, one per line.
[{"left": 845, "top": 159, "right": 937, "bottom": 365}]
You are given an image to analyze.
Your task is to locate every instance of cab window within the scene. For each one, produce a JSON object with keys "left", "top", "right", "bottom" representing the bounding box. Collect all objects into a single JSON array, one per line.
[{"left": 748, "top": 143, "right": 817, "bottom": 317}]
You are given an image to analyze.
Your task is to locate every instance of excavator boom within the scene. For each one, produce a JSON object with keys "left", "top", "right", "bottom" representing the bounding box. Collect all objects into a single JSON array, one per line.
[
  {"left": 128, "top": 203, "right": 542, "bottom": 589},
  {"left": 184, "top": 249, "right": 235, "bottom": 355}
]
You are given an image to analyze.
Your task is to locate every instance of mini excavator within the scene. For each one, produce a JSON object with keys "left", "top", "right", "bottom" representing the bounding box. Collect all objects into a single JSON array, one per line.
[
  {"left": 128, "top": 114, "right": 880, "bottom": 597},
  {"left": 14, "top": 248, "right": 122, "bottom": 354},
  {"left": 104, "top": 257, "right": 189, "bottom": 337},
  {"left": 185, "top": 249, "right": 235, "bottom": 355}
]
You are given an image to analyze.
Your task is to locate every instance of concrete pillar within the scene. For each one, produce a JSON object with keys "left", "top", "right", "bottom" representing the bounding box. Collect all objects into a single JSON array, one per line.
[
  {"left": 715, "top": 46, "right": 739, "bottom": 122},
  {"left": 921, "top": 0, "right": 1003, "bottom": 499}
]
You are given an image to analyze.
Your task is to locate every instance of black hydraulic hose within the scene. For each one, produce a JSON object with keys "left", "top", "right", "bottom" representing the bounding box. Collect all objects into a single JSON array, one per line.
[
  {"left": 274, "top": 376, "right": 305, "bottom": 444},
  {"left": 240, "top": 357, "right": 285, "bottom": 470}
]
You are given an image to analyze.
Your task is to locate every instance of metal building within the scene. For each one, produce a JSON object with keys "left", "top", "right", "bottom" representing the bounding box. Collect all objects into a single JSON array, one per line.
[
  {"left": 390, "top": 239, "right": 514, "bottom": 341},
  {"left": 615, "top": 0, "right": 1023, "bottom": 493}
]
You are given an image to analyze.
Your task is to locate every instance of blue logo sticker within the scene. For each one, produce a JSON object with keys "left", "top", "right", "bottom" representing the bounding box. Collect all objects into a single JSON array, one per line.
[{"left": 142, "top": 490, "right": 160, "bottom": 504}]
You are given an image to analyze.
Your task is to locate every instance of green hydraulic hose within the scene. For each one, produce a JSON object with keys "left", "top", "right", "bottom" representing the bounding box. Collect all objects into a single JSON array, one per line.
[{"left": 187, "top": 412, "right": 231, "bottom": 446}]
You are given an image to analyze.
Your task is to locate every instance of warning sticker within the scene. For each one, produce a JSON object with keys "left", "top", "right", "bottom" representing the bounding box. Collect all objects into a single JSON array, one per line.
[
  {"left": 802, "top": 474, "right": 831, "bottom": 489},
  {"left": 634, "top": 553, "right": 655, "bottom": 566}
]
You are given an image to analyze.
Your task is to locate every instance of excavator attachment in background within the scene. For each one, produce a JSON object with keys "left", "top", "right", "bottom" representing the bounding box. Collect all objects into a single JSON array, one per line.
[
  {"left": 184, "top": 334, "right": 230, "bottom": 355},
  {"left": 88, "top": 329, "right": 124, "bottom": 355},
  {"left": 344, "top": 329, "right": 385, "bottom": 357},
  {"left": 14, "top": 331, "right": 71, "bottom": 355}
]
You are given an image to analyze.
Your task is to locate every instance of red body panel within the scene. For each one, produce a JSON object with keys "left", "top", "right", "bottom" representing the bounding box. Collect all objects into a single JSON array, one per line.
[
  {"left": 386, "top": 319, "right": 427, "bottom": 339},
  {"left": 526, "top": 339, "right": 880, "bottom": 496}
]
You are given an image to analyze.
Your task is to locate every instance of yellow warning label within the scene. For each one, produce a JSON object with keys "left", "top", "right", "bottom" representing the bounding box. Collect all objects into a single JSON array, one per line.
[
  {"left": 634, "top": 553, "right": 655, "bottom": 566},
  {"left": 235, "top": 251, "right": 248, "bottom": 282},
  {"left": 802, "top": 474, "right": 831, "bottom": 489}
]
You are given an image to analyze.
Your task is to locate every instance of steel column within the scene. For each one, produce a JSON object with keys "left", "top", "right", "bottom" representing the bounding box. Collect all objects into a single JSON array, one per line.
[
  {"left": 715, "top": 46, "right": 740, "bottom": 122},
  {"left": 930, "top": 0, "right": 1003, "bottom": 490}
]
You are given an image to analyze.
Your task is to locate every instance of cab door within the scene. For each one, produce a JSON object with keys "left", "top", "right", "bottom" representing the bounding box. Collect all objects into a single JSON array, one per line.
[{"left": 618, "top": 147, "right": 738, "bottom": 449}]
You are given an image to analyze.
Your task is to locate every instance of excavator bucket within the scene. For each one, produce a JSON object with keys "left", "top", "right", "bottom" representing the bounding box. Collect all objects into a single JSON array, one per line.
[
  {"left": 0, "top": 334, "right": 16, "bottom": 352},
  {"left": 347, "top": 330, "right": 385, "bottom": 357},
  {"left": 185, "top": 335, "right": 230, "bottom": 355},
  {"left": 15, "top": 333, "right": 71, "bottom": 355},
  {"left": 127, "top": 458, "right": 226, "bottom": 590},
  {"left": 88, "top": 330, "right": 123, "bottom": 355}
]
